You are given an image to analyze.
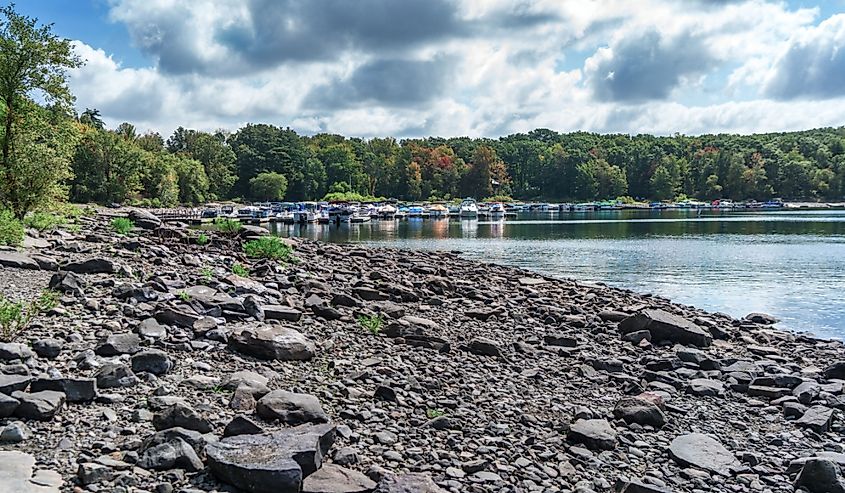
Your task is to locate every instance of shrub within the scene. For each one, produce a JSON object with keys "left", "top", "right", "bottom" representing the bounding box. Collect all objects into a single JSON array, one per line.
[
  {"left": 24, "top": 211, "right": 65, "bottom": 231},
  {"left": 426, "top": 408, "right": 446, "bottom": 419},
  {"left": 177, "top": 290, "right": 191, "bottom": 302},
  {"left": 111, "top": 217, "right": 134, "bottom": 235},
  {"left": 231, "top": 263, "right": 249, "bottom": 277},
  {"left": 215, "top": 218, "right": 242, "bottom": 235},
  {"left": 357, "top": 314, "right": 384, "bottom": 335},
  {"left": 0, "top": 209, "right": 24, "bottom": 246},
  {"left": 196, "top": 233, "right": 210, "bottom": 245},
  {"left": 0, "top": 290, "right": 58, "bottom": 342},
  {"left": 201, "top": 267, "right": 214, "bottom": 282},
  {"left": 482, "top": 194, "right": 514, "bottom": 202},
  {"left": 243, "top": 236, "right": 292, "bottom": 261}
]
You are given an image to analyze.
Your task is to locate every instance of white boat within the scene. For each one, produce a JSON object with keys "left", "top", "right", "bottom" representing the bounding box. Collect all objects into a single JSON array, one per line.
[
  {"left": 278, "top": 210, "right": 295, "bottom": 224},
  {"left": 459, "top": 199, "right": 478, "bottom": 218},
  {"left": 350, "top": 211, "right": 371, "bottom": 223},
  {"left": 489, "top": 203, "right": 505, "bottom": 218},
  {"left": 378, "top": 204, "right": 396, "bottom": 218},
  {"left": 427, "top": 204, "right": 448, "bottom": 219},
  {"left": 447, "top": 205, "right": 460, "bottom": 217},
  {"left": 237, "top": 206, "right": 259, "bottom": 220}
]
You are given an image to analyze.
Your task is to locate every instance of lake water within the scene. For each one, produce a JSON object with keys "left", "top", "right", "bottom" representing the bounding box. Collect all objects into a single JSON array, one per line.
[{"left": 268, "top": 210, "right": 845, "bottom": 339}]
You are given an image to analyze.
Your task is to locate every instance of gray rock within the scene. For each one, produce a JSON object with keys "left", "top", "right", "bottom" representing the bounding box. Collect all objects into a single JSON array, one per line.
[
  {"left": 223, "top": 415, "right": 264, "bottom": 437},
  {"left": 824, "top": 362, "right": 845, "bottom": 381},
  {"left": 48, "top": 271, "right": 84, "bottom": 296},
  {"left": 0, "top": 451, "right": 62, "bottom": 492},
  {"left": 613, "top": 395, "right": 666, "bottom": 428},
  {"left": 0, "top": 421, "right": 31, "bottom": 443},
  {"left": 615, "top": 479, "right": 673, "bottom": 493},
  {"left": 155, "top": 308, "right": 202, "bottom": 329},
  {"left": 0, "top": 343, "right": 33, "bottom": 360},
  {"left": 138, "top": 438, "right": 203, "bottom": 472},
  {"left": 302, "top": 464, "right": 376, "bottom": 493},
  {"left": 12, "top": 390, "right": 65, "bottom": 421},
  {"left": 668, "top": 433, "right": 740, "bottom": 476},
  {"left": 131, "top": 349, "right": 173, "bottom": 375},
  {"left": 95, "top": 363, "right": 137, "bottom": 388},
  {"left": 229, "top": 326, "right": 316, "bottom": 361},
  {"left": 206, "top": 423, "right": 336, "bottom": 493},
  {"left": 745, "top": 312, "right": 779, "bottom": 324},
  {"left": 129, "top": 209, "right": 161, "bottom": 229},
  {"left": 64, "top": 258, "right": 116, "bottom": 274},
  {"left": 0, "top": 393, "right": 19, "bottom": 417},
  {"left": 263, "top": 305, "right": 303, "bottom": 322},
  {"left": 568, "top": 419, "right": 617, "bottom": 450},
  {"left": 374, "top": 473, "right": 448, "bottom": 493},
  {"left": 141, "top": 427, "right": 209, "bottom": 455},
  {"left": 256, "top": 390, "right": 329, "bottom": 425},
  {"left": 333, "top": 447, "right": 360, "bottom": 466},
  {"left": 137, "top": 318, "right": 167, "bottom": 339},
  {"left": 153, "top": 403, "right": 212, "bottom": 433},
  {"left": 243, "top": 295, "right": 265, "bottom": 321},
  {"left": 95, "top": 333, "right": 141, "bottom": 356},
  {"left": 686, "top": 378, "right": 725, "bottom": 397},
  {"left": 31, "top": 339, "right": 63, "bottom": 359},
  {"left": 619, "top": 309, "right": 712, "bottom": 347},
  {"left": 77, "top": 462, "right": 113, "bottom": 485},
  {"left": 0, "top": 252, "right": 39, "bottom": 270},
  {"left": 0, "top": 373, "right": 30, "bottom": 395},
  {"left": 466, "top": 337, "right": 503, "bottom": 357},
  {"left": 796, "top": 405, "right": 835, "bottom": 433},
  {"left": 30, "top": 378, "right": 96, "bottom": 403},
  {"left": 794, "top": 381, "right": 821, "bottom": 404},
  {"left": 794, "top": 458, "right": 845, "bottom": 493}
]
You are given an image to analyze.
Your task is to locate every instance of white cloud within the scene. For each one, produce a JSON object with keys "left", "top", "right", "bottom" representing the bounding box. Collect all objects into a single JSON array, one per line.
[{"left": 64, "top": 0, "right": 841, "bottom": 138}]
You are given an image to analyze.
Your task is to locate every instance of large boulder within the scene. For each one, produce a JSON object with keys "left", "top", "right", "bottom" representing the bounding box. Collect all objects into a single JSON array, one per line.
[
  {"left": 824, "top": 362, "right": 845, "bottom": 381},
  {"left": 205, "top": 423, "right": 335, "bottom": 493},
  {"left": 11, "top": 391, "right": 65, "bottom": 421},
  {"left": 668, "top": 433, "right": 740, "bottom": 476},
  {"left": 256, "top": 390, "right": 329, "bottom": 425},
  {"left": 63, "top": 258, "right": 116, "bottom": 274},
  {"left": 0, "top": 252, "right": 39, "bottom": 270},
  {"left": 568, "top": 419, "right": 617, "bottom": 450},
  {"left": 130, "top": 349, "right": 173, "bottom": 375},
  {"left": 229, "top": 326, "right": 315, "bottom": 361},
  {"left": 137, "top": 438, "right": 203, "bottom": 472},
  {"left": 613, "top": 394, "right": 666, "bottom": 428},
  {"left": 794, "top": 458, "right": 845, "bottom": 493},
  {"left": 619, "top": 309, "right": 712, "bottom": 347},
  {"left": 796, "top": 406, "right": 835, "bottom": 433},
  {"left": 128, "top": 209, "right": 161, "bottom": 229}
]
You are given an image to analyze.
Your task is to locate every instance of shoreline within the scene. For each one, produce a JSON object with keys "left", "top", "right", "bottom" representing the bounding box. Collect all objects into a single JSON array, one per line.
[{"left": 0, "top": 211, "right": 842, "bottom": 492}]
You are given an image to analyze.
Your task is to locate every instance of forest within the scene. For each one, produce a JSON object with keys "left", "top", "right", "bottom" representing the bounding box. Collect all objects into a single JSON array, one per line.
[{"left": 69, "top": 117, "right": 845, "bottom": 206}]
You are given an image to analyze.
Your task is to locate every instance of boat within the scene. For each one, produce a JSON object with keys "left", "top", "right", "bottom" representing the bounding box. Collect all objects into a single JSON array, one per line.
[
  {"left": 328, "top": 205, "right": 353, "bottom": 222},
  {"left": 278, "top": 210, "right": 295, "bottom": 224},
  {"left": 459, "top": 199, "right": 478, "bottom": 218},
  {"left": 237, "top": 206, "right": 259, "bottom": 220},
  {"left": 293, "top": 203, "right": 318, "bottom": 224},
  {"left": 489, "top": 202, "right": 505, "bottom": 219},
  {"left": 395, "top": 207, "right": 408, "bottom": 219},
  {"left": 350, "top": 211, "right": 371, "bottom": 223},
  {"left": 317, "top": 210, "right": 330, "bottom": 224},
  {"left": 716, "top": 199, "right": 735, "bottom": 209},
  {"left": 408, "top": 206, "right": 425, "bottom": 218},
  {"left": 762, "top": 199, "right": 784, "bottom": 209},
  {"left": 428, "top": 204, "right": 448, "bottom": 219},
  {"left": 447, "top": 204, "right": 461, "bottom": 217},
  {"left": 378, "top": 204, "right": 397, "bottom": 219}
]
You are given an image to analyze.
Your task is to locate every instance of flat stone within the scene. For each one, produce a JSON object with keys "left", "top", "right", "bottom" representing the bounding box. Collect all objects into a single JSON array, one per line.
[
  {"left": 223, "top": 415, "right": 265, "bottom": 437},
  {"left": 137, "top": 317, "right": 167, "bottom": 338},
  {"left": 95, "top": 333, "right": 141, "bottom": 356},
  {"left": 152, "top": 403, "right": 212, "bottom": 433},
  {"left": 686, "top": 378, "right": 725, "bottom": 397},
  {"left": 518, "top": 277, "right": 548, "bottom": 286},
  {"left": 668, "top": 433, "right": 740, "bottom": 476},
  {"left": 94, "top": 363, "right": 137, "bottom": 388},
  {"left": 619, "top": 309, "right": 712, "bottom": 347},
  {"left": 12, "top": 391, "right": 65, "bottom": 421},
  {"left": 0, "top": 393, "right": 19, "bottom": 417},
  {"left": 613, "top": 395, "right": 667, "bottom": 428},
  {"left": 229, "top": 326, "right": 315, "bottom": 361},
  {"left": 30, "top": 378, "right": 96, "bottom": 403},
  {"left": 374, "top": 473, "right": 448, "bottom": 493},
  {"left": 0, "top": 252, "right": 39, "bottom": 270},
  {"left": 263, "top": 305, "right": 303, "bottom": 322},
  {"left": 568, "top": 419, "right": 617, "bottom": 450},
  {"left": 0, "top": 343, "right": 34, "bottom": 360},
  {"left": 796, "top": 405, "right": 835, "bottom": 433},
  {"left": 137, "top": 438, "right": 203, "bottom": 472},
  {"left": 64, "top": 258, "right": 116, "bottom": 274},
  {"left": 302, "top": 464, "right": 376, "bottom": 493},
  {"left": 466, "top": 337, "right": 503, "bottom": 357},
  {"left": 131, "top": 349, "right": 173, "bottom": 375},
  {"left": 256, "top": 390, "right": 329, "bottom": 425},
  {"left": 0, "top": 373, "right": 31, "bottom": 395},
  {"left": 0, "top": 451, "right": 61, "bottom": 492},
  {"left": 206, "top": 423, "right": 336, "bottom": 493}
]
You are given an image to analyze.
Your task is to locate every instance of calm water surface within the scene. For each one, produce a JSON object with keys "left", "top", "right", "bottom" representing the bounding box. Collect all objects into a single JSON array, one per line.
[{"left": 269, "top": 210, "right": 845, "bottom": 339}]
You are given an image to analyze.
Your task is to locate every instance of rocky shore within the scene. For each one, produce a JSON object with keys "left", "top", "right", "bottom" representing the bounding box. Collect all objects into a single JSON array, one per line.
[{"left": 0, "top": 209, "right": 843, "bottom": 493}]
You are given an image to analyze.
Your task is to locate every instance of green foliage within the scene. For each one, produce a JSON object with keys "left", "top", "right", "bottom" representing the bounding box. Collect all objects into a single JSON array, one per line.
[
  {"left": 215, "top": 218, "right": 242, "bottom": 235},
  {"left": 196, "top": 233, "right": 209, "bottom": 246},
  {"left": 177, "top": 290, "right": 191, "bottom": 302},
  {"left": 200, "top": 267, "right": 214, "bottom": 282},
  {"left": 231, "top": 263, "right": 249, "bottom": 277},
  {"left": 426, "top": 408, "right": 446, "bottom": 419},
  {"left": 111, "top": 217, "right": 133, "bottom": 235},
  {"left": 482, "top": 194, "right": 514, "bottom": 202},
  {"left": 23, "top": 211, "right": 65, "bottom": 231},
  {"left": 322, "top": 191, "right": 385, "bottom": 202},
  {"left": 357, "top": 314, "right": 384, "bottom": 335},
  {"left": 249, "top": 172, "right": 288, "bottom": 201},
  {"left": 0, "top": 290, "right": 58, "bottom": 342},
  {"left": 0, "top": 208, "right": 23, "bottom": 246},
  {"left": 243, "top": 236, "right": 293, "bottom": 261}
]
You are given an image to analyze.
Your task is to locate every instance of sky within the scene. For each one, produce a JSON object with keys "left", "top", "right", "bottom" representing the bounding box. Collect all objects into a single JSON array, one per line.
[{"left": 16, "top": 0, "right": 845, "bottom": 139}]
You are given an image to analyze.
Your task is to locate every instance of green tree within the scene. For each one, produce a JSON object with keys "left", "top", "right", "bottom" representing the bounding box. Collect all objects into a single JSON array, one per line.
[
  {"left": 0, "top": 5, "right": 81, "bottom": 217},
  {"left": 190, "top": 132, "right": 236, "bottom": 199},
  {"left": 249, "top": 172, "right": 288, "bottom": 201},
  {"left": 71, "top": 127, "right": 143, "bottom": 204}
]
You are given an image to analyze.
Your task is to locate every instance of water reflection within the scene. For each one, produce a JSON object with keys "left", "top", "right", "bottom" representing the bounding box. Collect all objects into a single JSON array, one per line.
[{"left": 264, "top": 210, "right": 845, "bottom": 338}]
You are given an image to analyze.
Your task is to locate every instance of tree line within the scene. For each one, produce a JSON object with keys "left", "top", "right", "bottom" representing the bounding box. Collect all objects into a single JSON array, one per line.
[{"left": 2, "top": 4, "right": 845, "bottom": 227}]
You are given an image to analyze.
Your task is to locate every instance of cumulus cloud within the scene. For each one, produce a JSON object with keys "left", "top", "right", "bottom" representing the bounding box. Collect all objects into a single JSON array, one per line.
[
  {"left": 61, "top": 0, "right": 840, "bottom": 138},
  {"left": 764, "top": 14, "right": 845, "bottom": 99},
  {"left": 584, "top": 30, "right": 716, "bottom": 102}
]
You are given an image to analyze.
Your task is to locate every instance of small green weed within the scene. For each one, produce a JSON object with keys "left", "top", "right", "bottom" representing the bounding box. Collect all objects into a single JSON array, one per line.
[
  {"left": 231, "top": 263, "right": 249, "bottom": 277},
  {"left": 243, "top": 236, "right": 292, "bottom": 261},
  {"left": 111, "top": 217, "right": 134, "bottom": 235},
  {"left": 426, "top": 408, "right": 446, "bottom": 419},
  {"left": 177, "top": 290, "right": 191, "bottom": 302},
  {"left": 196, "top": 233, "right": 210, "bottom": 246},
  {"left": 0, "top": 209, "right": 24, "bottom": 247},
  {"left": 24, "top": 212, "right": 65, "bottom": 231},
  {"left": 215, "top": 218, "right": 242, "bottom": 235},
  {"left": 201, "top": 267, "right": 214, "bottom": 282},
  {"left": 0, "top": 290, "right": 59, "bottom": 342},
  {"left": 357, "top": 314, "right": 384, "bottom": 335}
]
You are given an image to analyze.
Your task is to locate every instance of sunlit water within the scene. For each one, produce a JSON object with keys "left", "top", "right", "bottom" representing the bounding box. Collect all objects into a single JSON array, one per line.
[{"left": 266, "top": 210, "right": 845, "bottom": 339}]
